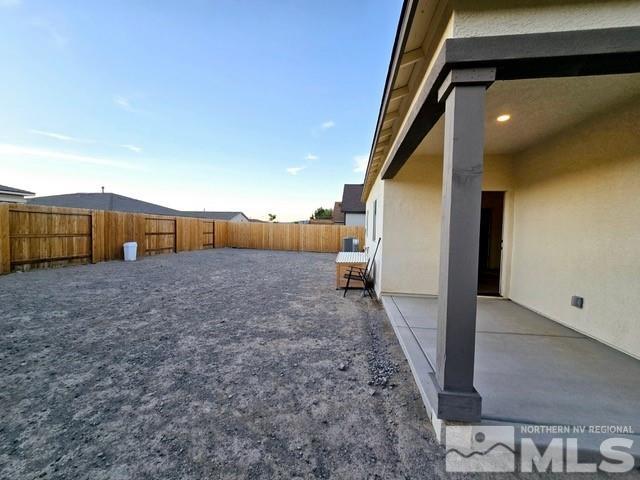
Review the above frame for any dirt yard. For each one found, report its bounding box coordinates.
[1,248,450,479]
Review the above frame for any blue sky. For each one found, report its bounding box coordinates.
[0,0,401,221]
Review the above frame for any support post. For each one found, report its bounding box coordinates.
[432,68,495,422]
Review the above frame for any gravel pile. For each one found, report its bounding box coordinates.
[365,313,399,389]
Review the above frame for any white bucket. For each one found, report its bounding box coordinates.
[123,242,138,262]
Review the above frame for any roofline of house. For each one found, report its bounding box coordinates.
[0,188,35,196]
[362,0,418,202]
[227,212,249,220]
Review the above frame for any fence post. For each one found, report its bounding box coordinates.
[0,203,10,274]
[90,210,96,263]
[174,218,178,253]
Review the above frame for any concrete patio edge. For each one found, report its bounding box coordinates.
[380,295,446,442]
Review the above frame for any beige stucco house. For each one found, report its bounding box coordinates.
[361,0,640,450]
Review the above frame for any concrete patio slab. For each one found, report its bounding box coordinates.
[391,295,584,337]
[383,294,640,463]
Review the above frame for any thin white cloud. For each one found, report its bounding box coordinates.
[305,153,318,161]
[120,144,142,153]
[311,120,336,136]
[286,166,305,176]
[353,154,368,173]
[0,144,143,171]
[0,0,22,7]
[113,95,138,113]
[29,129,93,144]
[29,130,143,154]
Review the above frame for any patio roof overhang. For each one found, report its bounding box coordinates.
[363,24,640,200]
[365,23,640,424]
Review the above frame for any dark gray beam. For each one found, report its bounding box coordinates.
[445,26,640,79]
[380,26,640,180]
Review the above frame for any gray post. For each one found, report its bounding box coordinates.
[432,68,495,422]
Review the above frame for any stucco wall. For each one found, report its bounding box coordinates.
[451,0,640,37]
[376,154,514,296]
[365,175,385,294]
[509,100,640,359]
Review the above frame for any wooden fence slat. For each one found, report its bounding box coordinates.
[214,221,227,248]
[176,217,185,252]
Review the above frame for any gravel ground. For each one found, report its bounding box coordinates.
[1,249,446,479]
[1,249,630,479]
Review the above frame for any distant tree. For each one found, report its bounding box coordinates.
[311,207,333,220]
[268,213,277,222]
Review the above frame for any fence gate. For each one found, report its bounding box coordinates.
[145,217,176,255]
[202,221,215,249]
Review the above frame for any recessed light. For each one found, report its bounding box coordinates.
[497,114,511,122]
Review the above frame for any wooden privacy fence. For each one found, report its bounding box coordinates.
[226,222,364,253]
[0,203,364,274]
[0,204,226,273]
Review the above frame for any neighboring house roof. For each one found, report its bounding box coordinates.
[28,192,249,220]
[181,211,249,221]
[28,193,179,216]
[0,184,35,196]
[332,201,345,223]
[341,184,365,213]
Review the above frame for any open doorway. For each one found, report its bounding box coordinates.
[478,191,504,296]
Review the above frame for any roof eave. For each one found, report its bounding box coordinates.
[362,0,419,202]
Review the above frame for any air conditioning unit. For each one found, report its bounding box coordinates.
[342,237,359,252]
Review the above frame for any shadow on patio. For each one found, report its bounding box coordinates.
[382,295,640,460]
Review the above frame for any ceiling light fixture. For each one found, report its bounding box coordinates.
[497,114,511,122]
